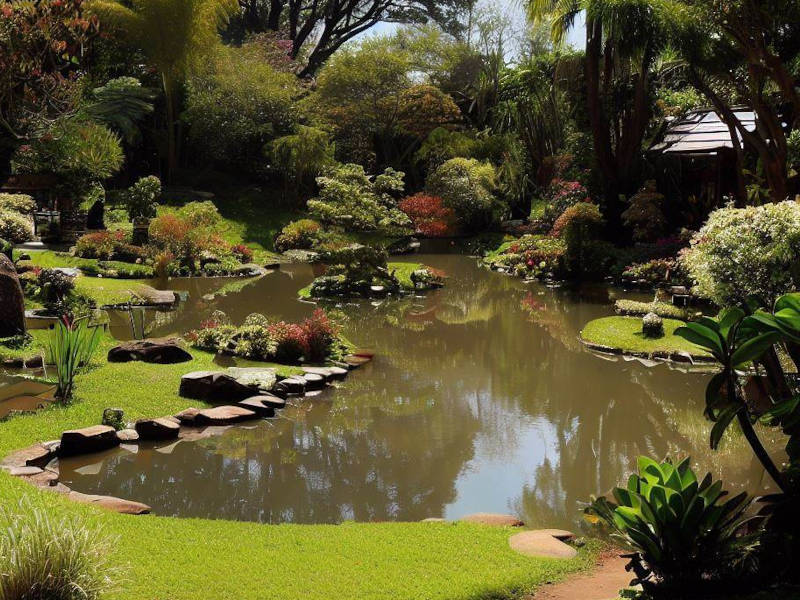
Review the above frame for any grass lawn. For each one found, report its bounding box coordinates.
[0,339,601,599]
[580,316,711,357]
[0,330,51,362]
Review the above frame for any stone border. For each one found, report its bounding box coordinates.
[580,338,716,365]
[1,355,372,515]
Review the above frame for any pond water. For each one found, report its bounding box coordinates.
[58,253,776,528]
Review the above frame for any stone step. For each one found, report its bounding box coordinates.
[194,405,257,425]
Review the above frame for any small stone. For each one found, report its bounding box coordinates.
[1,443,53,469]
[108,338,192,364]
[460,513,525,527]
[135,417,180,441]
[175,407,201,425]
[243,394,285,409]
[59,425,119,457]
[508,530,578,559]
[237,398,276,418]
[194,405,257,425]
[6,466,43,477]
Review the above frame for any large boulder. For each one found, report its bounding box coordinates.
[108,338,192,364]
[0,254,25,337]
[179,371,256,403]
[59,425,119,457]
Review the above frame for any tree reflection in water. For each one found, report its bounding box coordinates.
[60,255,774,527]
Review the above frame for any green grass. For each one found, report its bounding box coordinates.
[614,299,692,320]
[72,276,155,306]
[0,340,600,599]
[0,330,51,362]
[581,316,711,357]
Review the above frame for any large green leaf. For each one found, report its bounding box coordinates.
[675,322,724,358]
[730,331,781,366]
[710,404,741,450]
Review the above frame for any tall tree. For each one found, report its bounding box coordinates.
[528,0,666,227]
[87,0,237,180]
[234,0,475,77]
[673,0,800,203]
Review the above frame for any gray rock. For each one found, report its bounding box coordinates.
[303,372,326,391]
[108,338,192,364]
[179,371,256,403]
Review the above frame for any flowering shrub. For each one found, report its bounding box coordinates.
[680,201,800,306]
[274,219,323,252]
[487,234,566,279]
[535,179,591,228]
[148,204,232,274]
[307,164,412,234]
[230,244,253,263]
[74,230,126,260]
[0,193,36,214]
[0,210,34,243]
[267,322,310,363]
[426,158,503,233]
[398,193,456,237]
[551,203,609,277]
[301,309,338,362]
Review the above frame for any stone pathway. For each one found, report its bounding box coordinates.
[529,552,633,600]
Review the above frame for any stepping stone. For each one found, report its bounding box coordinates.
[242,394,285,409]
[18,468,60,488]
[276,376,306,395]
[135,417,180,441]
[460,513,525,527]
[303,372,326,391]
[179,371,255,403]
[508,530,577,559]
[237,398,276,418]
[343,355,371,369]
[108,338,192,364]
[5,465,43,477]
[59,425,119,457]
[226,367,276,392]
[1,443,54,469]
[194,405,257,425]
[175,407,200,425]
[67,491,151,515]
[529,528,576,541]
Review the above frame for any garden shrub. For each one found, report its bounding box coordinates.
[274,219,323,252]
[124,175,161,221]
[0,193,36,214]
[614,299,688,320]
[535,179,591,228]
[310,244,400,297]
[621,258,676,286]
[398,193,457,237]
[267,126,335,193]
[680,201,800,306]
[622,180,667,242]
[301,308,339,362]
[230,243,253,263]
[233,325,277,360]
[268,321,310,363]
[307,164,412,234]
[426,157,503,233]
[75,230,126,260]
[0,209,34,243]
[486,235,566,279]
[415,127,479,169]
[551,203,609,277]
[0,501,118,600]
[642,312,664,338]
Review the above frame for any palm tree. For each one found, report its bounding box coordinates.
[87,0,236,179]
[526,0,667,229]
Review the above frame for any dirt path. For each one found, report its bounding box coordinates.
[529,552,633,600]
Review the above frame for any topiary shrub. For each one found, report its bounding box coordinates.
[0,193,36,214]
[642,312,664,338]
[426,157,504,234]
[551,203,610,278]
[0,210,34,243]
[124,175,161,222]
[75,230,125,260]
[307,164,411,234]
[680,201,800,306]
[536,179,591,228]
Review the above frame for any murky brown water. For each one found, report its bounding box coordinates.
[58,254,775,527]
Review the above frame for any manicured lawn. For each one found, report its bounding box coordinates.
[0,329,50,362]
[0,340,601,600]
[580,316,712,357]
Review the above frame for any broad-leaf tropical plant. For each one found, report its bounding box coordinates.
[675,309,787,491]
[586,456,755,593]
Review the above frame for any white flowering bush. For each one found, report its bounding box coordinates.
[0,209,34,243]
[307,163,412,233]
[680,201,800,306]
[0,193,36,214]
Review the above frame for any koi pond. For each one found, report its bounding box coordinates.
[57,252,775,528]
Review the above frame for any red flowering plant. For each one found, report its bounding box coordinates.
[399,193,457,237]
[268,321,310,363]
[230,243,253,263]
[301,308,339,362]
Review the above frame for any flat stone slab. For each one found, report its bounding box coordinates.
[529,528,576,541]
[302,366,348,382]
[460,513,525,527]
[59,425,119,457]
[179,371,256,403]
[194,405,257,425]
[67,491,151,515]
[421,517,446,522]
[135,417,180,441]
[1,443,54,468]
[18,468,60,488]
[4,465,44,477]
[237,398,276,417]
[242,394,285,409]
[108,338,192,364]
[302,372,326,391]
[116,429,140,442]
[343,355,371,369]
[134,288,177,307]
[175,407,201,425]
[508,530,577,559]
[226,367,276,392]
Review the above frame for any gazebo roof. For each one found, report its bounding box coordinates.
[650,107,756,155]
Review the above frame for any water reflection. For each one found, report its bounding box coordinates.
[59,255,773,527]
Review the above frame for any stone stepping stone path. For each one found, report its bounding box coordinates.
[179,371,256,402]
[194,405,257,425]
[508,529,578,560]
[459,513,525,527]
[302,372,326,391]
[135,417,180,441]
[60,425,119,457]
[108,338,192,364]
[237,398,276,417]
